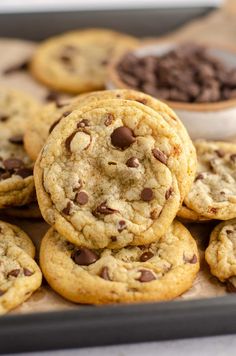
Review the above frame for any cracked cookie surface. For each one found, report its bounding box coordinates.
[34,98,190,248]
[0,221,42,314]
[0,87,40,208]
[30,29,138,94]
[40,221,199,304]
[184,140,236,220]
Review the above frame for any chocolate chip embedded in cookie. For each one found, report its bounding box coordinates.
[30,29,138,94]
[40,221,199,304]
[205,219,236,289]
[0,87,40,208]
[35,97,190,248]
[184,140,236,220]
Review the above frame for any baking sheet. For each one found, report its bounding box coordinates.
[0,0,235,316]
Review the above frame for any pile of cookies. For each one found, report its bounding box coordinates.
[0,28,236,314]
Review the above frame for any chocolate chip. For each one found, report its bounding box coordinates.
[111,236,117,242]
[209,207,218,214]
[111,126,135,150]
[215,149,225,158]
[49,118,61,134]
[60,54,72,63]
[3,60,29,75]
[0,290,5,296]
[93,202,118,216]
[0,172,11,180]
[226,229,234,235]
[184,254,198,264]
[137,269,156,283]
[100,266,110,280]
[71,248,99,266]
[141,188,154,202]
[226,280,236,293]
[62,202,72,215]
[118,220,126,232]
[7,269,20,278]
[76,191,88,205]
[152,148,168,165]
[195,173,204,181]
[165,187,173,200]
[230,154,236,162]
[0,115,9,122]
[45,91,65,108]
[15,168,33,178]
[3,158,24,171]
[104,113,114,126]
[140,251,154,262]
[8,135,23,145]
[23,268,33,276]
[136,98,147,105]
[126,157,139,168]
[77,119,89,128]
[65,131,77,152]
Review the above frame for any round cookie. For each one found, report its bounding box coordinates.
[40,221,199,304]
[205,219,236,291]
[0,240,42,314]
[30,29,138,94]
[0,38,48,101]
[2,203,42,219]
[177,205,211,223]
[34,98,190,249]
[0,220,35,258]
[184,140,236,220]
[0,87,39,208]
[25,89,196,202]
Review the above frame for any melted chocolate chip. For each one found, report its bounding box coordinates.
[226,229,234,235]
[140,251,154,262]
[8,135,23,145]
[184,254,198,264]
[126,157,139,168]
[137,269,156,283]
[0,172,11,180]
[150,209,161,220]
[76,191,88,205]
[15,168,33,178]
[62,202,72,215]
[152,148,168,165]
[0,115,9,122]
[3,158,24,171]
[60,54,72,63]
[195,173,204,181]
[165,187,173,200]
[136,98,147,105]
[111,236,117,242]
[118,220,126,232]
[93,202,118,216]
[210,207,218,214]
[0,290,5,296]
[49,118,61,134]
[3,60,29,75]
[100,266,110,280]
[104,113,114,126]
[72,248,99,266]
[65,131,77,152]
[7,269,20,278]
[111,126,135,150]
[23,268,33,276]
[77,119,89,128]
[141,188,154,202]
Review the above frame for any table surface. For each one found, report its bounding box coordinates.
[15,334,236,356]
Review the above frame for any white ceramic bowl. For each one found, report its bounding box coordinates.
[108,41,236,141]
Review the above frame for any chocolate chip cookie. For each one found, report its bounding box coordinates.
[205,219,236,292]
[25,89,196,201]
[0,87,40,208]
[0,221,42,314]
[40,221,199,304]
[184,140,236,220]
[30,29,138,94]
[34,98,190,248]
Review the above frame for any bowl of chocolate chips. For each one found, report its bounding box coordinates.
[108,41,236,140]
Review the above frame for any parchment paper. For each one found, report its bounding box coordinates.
[1,0,235,314]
